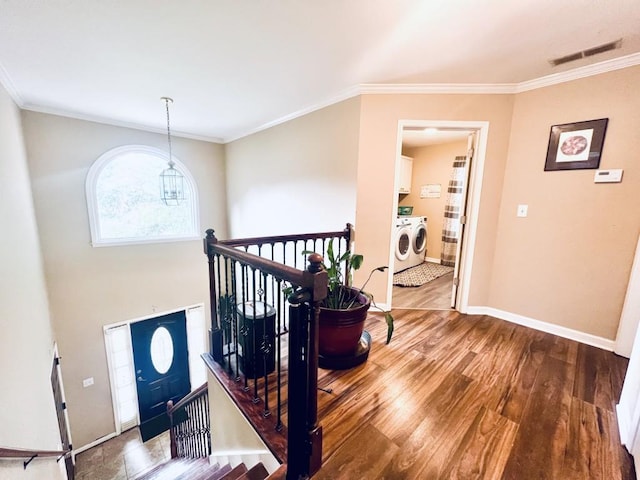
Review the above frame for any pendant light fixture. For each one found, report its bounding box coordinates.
[159,96,185,206]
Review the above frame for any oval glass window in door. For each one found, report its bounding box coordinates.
[150,326,174,374]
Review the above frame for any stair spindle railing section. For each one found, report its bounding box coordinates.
[166,383,210,459]
[203,226,350,479]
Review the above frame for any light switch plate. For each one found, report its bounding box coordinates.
[594,169,623,183]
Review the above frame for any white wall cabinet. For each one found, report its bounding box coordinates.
[398,155,413,194]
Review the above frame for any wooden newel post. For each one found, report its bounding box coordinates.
[306,254,325,476]
[167,400,178,459]
[204,228,224,362]
[287,255,327,479]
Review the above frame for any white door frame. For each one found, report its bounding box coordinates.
[388,120,489,312]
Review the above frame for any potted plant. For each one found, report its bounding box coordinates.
[304,240,394,366]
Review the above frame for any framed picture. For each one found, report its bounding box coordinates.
[544,118,608,171]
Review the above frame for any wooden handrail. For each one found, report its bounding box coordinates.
[0,447,70,459]
[217,225,351,248]
[205,236,328,301]
[167,382,207,414]
[0,446,71,470]
[207,241,306,286]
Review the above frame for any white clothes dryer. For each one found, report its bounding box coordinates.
[409,217,427,267]
[393,218,413,273]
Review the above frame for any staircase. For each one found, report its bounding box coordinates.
[133,458,270,480]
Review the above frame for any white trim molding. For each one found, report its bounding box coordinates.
[359,83,517,95]
[224,85,361,143]
[425,256,441,264]
[516,52,640,93]
[466,306,615,351]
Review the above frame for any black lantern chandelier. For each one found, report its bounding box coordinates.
[159,97,185,206]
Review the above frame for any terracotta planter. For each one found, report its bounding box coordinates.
[318,288,371,357]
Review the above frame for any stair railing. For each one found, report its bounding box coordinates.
[0,446,73,476]
[203,225,352,479]
[166,382,210,459]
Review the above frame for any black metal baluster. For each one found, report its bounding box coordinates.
[241,264,249,391]
[195,399,201,457]
[262,271,271,417]
[231,261,240,379]
[223,256,232,373]
[276,277,283,431]
[252,267,259,403]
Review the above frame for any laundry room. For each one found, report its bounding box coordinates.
[392,127,473,310]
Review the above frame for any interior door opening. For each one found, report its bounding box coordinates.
[388,121,487,312]
[131,311,191,442]
[104,304,207,442]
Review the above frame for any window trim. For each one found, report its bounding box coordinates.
[86,145,200,247]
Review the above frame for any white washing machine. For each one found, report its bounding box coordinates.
[409,216,427,267]
[393,216,427,273]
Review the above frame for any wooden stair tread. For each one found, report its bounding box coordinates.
[133,457,223,480]
[219,463,248,480]
[203,463,233,480]
[265,464,286,480]
[237,462,269,480]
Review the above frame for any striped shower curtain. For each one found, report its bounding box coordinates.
[441,155,467,267]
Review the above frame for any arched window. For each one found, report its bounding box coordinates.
[86,145,199,246]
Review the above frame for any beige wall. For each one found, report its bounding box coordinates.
[355,94,515,305]
[21,111,229,448]
[489,66,640,339]
[224,97,361,238]
[0,87,65,479]
[402,140,468,261]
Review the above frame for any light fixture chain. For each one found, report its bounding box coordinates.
[163,97,174,168]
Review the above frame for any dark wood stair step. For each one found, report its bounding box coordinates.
[133,457,210,480]
[202,463,233,480]
[219,463,248,480]
[237,462,269,480]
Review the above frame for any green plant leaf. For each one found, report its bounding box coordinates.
[350,254,364,271]
[385,312,394,344]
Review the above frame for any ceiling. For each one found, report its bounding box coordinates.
[1,0,639,143]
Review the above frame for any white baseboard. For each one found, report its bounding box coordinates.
[425,257,441,264]
[73,431,117,458]
[466,306,615,351]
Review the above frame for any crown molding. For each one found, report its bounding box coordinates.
[21,103,224,144]
[227,54,639,142]
[0,61,24,106]
[516,52,640,93]
[359,83,518,94]
[223,85,361,143]
[4,52,639,145]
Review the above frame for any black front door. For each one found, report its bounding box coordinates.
[131,311,191,441]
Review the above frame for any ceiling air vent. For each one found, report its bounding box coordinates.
[549,39,622,66]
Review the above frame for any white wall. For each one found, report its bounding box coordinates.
[21,111,229,448]
[224,97,361,238]
[0,86,65,479]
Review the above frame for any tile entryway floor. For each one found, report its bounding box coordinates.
[75,428,170,480]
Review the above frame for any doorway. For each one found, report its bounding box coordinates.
[104,305,207,442]
[389,120,488,312]
[130,311,191,441]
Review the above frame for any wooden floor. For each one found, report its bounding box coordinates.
[392,271,454,310]
[314,309,636,480]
